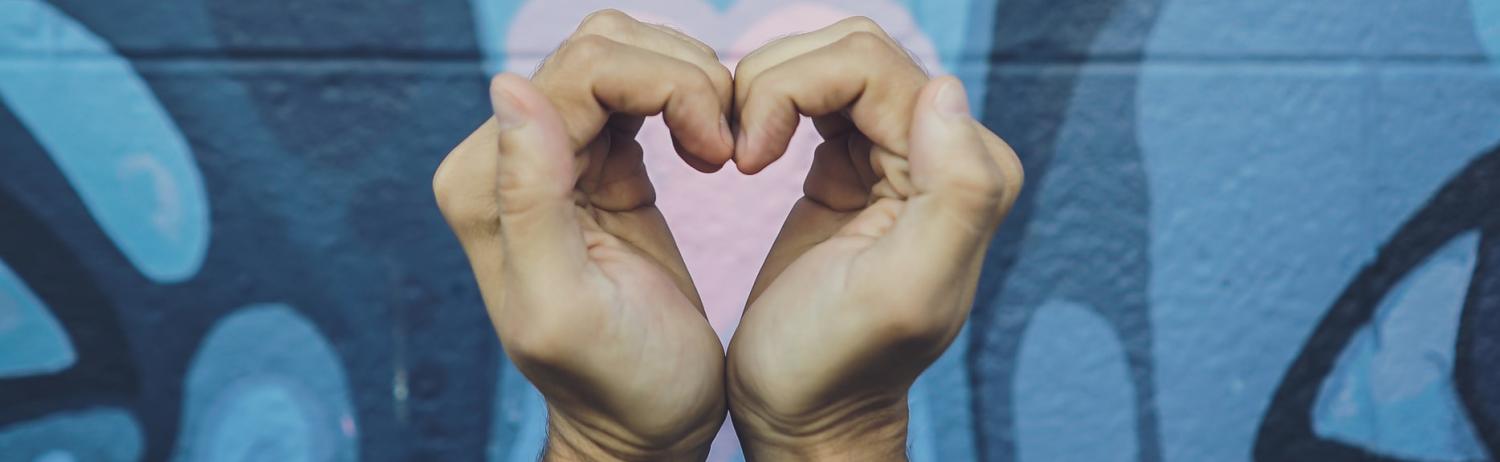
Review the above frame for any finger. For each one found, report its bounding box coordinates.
[645,22,719,60]
[733,31,927,173]
[673,136,726,173]
[977,123,1025,206]
[803,136,870,212]
[534,35,733,166]
[488,73,592,286]
[573,10,732,108]
[733,16,904,107]
[434,119,506,298]
[868,77,1014,272]
[578,133,657,212]
[589,15,740,169]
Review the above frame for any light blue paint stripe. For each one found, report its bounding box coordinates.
[905,0,998,110]
[1313,231,1487,461]
[0,0,208,283]
[1014,301,1138,462]
[0,407,142,462]
[707,0,736,12]
[176,304,358,462]
[0,259,75,378]
[470,0,527,76]
[1473,0,1500,69]
[504,380,548,462]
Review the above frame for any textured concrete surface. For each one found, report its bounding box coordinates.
[0,0,1497,461]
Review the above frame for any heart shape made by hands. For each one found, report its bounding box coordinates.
[504,0,943,345]
[503,3,943,459]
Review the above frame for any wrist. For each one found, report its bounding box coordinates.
[730,396,910,462]
[542,409,716,462]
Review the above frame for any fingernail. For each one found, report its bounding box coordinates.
[719,116,734,150]
[491,84,526,131]
[934,78,970,119]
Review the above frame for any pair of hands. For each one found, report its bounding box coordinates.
[434,10,1022,461]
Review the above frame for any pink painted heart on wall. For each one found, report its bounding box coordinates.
[505,0,943,346]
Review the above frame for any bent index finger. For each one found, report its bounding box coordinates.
[533,35,733,167]
[733,16,905,107]
[734,30,928,174]
[572,10,732,108]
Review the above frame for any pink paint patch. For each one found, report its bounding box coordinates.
[340,414,356,437]
[505,1,941,458]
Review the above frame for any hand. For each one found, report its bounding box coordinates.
[433,10,735,461]
[725,18,1024,461]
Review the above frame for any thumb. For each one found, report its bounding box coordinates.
[869,77,1008,274]
[489,73,590,284]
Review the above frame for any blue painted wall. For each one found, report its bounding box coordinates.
[0,0,1496,461]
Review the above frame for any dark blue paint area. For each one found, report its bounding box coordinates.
[970,2,1162,461]
[0,0,498,459]
[0,1,1498,461]
[175,304,356,462]
[1459,229,1500,455]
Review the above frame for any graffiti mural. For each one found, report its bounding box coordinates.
[0,0,1496,461]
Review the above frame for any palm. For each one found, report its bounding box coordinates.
[439,9,741,458]
[566,128,725,431]
[730,128,973,416]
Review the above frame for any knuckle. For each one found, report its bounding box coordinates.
[732,57,762,93]
[432,168,499,234]
[998,151,1024,204]
[744,65,787,97]
[432,153,473,213]
[838,30,889,54]
[956,168,1009,209]
[493,166,529,203]
[431,161,458,210]
[681,66,719,94]
[577,9,635,36]
[926,162,1009,219]
[835,16,887,36]
[556,34,615,64]
[981,128,1025,203]
[709,65,733,96]
[659,66,718,106]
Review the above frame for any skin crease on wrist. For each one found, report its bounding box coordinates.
[434,10,1022,462]
[542,411,715,462]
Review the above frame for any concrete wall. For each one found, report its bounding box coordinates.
[0,0,1496,460]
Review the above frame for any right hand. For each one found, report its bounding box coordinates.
[432,10,734,461]
[724,17,1023,461]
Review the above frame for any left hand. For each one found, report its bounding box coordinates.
[434,9,734,461]
[724,17,1024,461]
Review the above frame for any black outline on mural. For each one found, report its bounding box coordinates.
[1255,146,1500,461]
